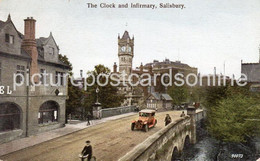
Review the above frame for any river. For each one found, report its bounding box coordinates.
[175,123,259,161]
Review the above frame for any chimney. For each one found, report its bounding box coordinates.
[113,62,117,73]
[22,17,39,83]
[140,63,143,73]
[80,70,83,78]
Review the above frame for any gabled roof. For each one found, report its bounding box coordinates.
[36,37,48,46]
[161,94,173,101]
[0,15,23,39]
[0,15,69,69]
[121,31,130,40]
[147,92,160,100]
[0,20,5,28]
[36,32,59,50]
[146,92,173,101]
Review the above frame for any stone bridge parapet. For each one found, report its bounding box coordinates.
[119,110,205,161]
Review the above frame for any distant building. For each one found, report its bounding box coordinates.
[143,59,198,93]
[112,31,139,106]
[146,92,173,111]
[0,15,70,143]
[241,46,260,91]
[199,74,231,87]
[113,31,198,108]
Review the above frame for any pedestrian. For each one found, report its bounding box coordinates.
[180,111,185,117]
[86,112,91,126]
[164,114,172,126]
[80,140,92,161]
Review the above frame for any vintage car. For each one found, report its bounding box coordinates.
[131,109,157,132]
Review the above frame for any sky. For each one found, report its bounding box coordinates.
[0,0,260,78]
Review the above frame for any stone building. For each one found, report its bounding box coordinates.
[0,15,70,143]
[113,31,142,106]
[113,31,153,107]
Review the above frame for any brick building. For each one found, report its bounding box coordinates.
[0,15,70,143]
[143,59,198,93]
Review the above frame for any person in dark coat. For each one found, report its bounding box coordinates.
[180,111,185,117]
[80,140,92,161]
[164,114,172,126]
[86,112,91,126]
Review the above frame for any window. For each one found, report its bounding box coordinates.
[0,62,2,83]
[49,47,55,55]
[55,71,65,86]
[5,34,14,44]
[5,34,9,42]
[16,65,25,83]
[10,35,14,44]
[38,101,59,124]
[40,69,46,85]
[0,102,21,132]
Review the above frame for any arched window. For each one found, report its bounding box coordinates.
[0,102,21,132]
[38,101,59,124]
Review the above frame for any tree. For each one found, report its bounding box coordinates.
[208,94,260,142]
[59,54,72,72]
[204,85,228,108]
[204,85,260,143]
[59,54,87,119]
[167,85,189,106]
[84,64,124,109]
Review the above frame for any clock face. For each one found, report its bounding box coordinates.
[128,47,132,52]
[121,46,126,52]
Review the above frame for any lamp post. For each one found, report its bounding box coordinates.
[96,87,100,104]
[93,87,102,119]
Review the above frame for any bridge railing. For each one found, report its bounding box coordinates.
[118,116,191,161]
[101,106,136,118]
[119,110,206,161]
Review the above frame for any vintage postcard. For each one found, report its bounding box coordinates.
[0,0,259,161]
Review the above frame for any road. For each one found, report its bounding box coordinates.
[1,111,184,161]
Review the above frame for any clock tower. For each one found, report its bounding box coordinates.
[118,31,134,75]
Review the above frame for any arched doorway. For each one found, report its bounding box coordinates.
[0,102,21,132]
[172,146,180,161]
[184,135,190,149]
[38,101,59,124]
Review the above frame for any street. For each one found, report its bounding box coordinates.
[1,111,184,161]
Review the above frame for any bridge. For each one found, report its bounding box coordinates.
[119,108,206,161]
[0,109,205,161]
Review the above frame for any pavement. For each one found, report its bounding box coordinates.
[0,112,136,157]
[0,110,187,161]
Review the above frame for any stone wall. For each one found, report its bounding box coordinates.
[101,106,136,118]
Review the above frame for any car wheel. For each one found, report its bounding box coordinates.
[144,124,148,132]
[131,123,135,131]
